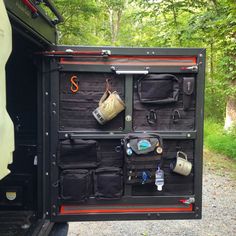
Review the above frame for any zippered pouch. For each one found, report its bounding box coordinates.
[183,77,195,110]
[138,74,179,104]
[94,167,123,200]
[58,139,99,169]
[60,169,92,202]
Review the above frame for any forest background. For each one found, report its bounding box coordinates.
[53,0,236,160]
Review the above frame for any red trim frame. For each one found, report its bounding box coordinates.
[59,56,197,66]
[60,204,193,215]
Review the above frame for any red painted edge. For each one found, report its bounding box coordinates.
[22,0,38,13]
[59,56,197,66]
[60,204,193,215]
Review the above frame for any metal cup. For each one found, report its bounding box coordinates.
[93,91,125,125]
[170,151,192,176]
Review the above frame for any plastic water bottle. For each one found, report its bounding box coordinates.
[155,167,164,191]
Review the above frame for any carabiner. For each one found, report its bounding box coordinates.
[70,75,79,93]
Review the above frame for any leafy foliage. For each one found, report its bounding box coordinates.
[53,0,236,122]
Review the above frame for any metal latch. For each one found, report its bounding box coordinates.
[102,50,111,56]
[181,65,198,72]
[179,197,195,205]
[111,66,149,75]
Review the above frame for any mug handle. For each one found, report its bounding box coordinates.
[177,151,188,160]
[98,79,112,106]
[98,90,111,106]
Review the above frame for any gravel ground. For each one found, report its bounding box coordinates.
[68,150,236,236]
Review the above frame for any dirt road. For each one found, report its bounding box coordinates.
[68,149,236,236]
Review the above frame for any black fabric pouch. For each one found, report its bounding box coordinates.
[60,169,92,202]
[98,140,123,168]
[183,77,195,110]
[58,139,98,169]
[94,167,123,200]
[138,74,179,104]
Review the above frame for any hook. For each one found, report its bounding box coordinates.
[70,75,79,93]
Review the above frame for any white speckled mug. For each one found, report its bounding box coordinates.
[170,151,192,176]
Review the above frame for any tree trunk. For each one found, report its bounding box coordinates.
[170,0,182,46]
[109,8,122,44]
[224,81,236,131]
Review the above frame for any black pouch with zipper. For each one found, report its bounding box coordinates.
[60,169,92,202]
[138,74,179,104]
[94,167,123,200]
[183,77,194,110]
[58,139,99,169]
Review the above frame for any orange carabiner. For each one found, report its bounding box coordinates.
[70,75,79,93]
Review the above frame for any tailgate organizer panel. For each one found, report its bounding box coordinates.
[43,47,205,221]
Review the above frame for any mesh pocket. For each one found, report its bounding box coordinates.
[94,167,123,200]
[138,74,179,104]
[58,139,98,169]
[60,169,92,202]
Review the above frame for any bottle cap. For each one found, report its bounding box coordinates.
[157,185,163,191]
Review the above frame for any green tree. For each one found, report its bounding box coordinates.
[53,0,236,129]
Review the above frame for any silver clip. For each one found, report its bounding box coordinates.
[186,66,198,72]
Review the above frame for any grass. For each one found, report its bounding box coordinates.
[204,149,236,179]
[204,119,236,160]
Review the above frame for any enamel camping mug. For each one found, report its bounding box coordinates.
[170,151,192,176]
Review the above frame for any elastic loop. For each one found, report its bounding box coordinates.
[146,109,157,125]
[172,109,181,123]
